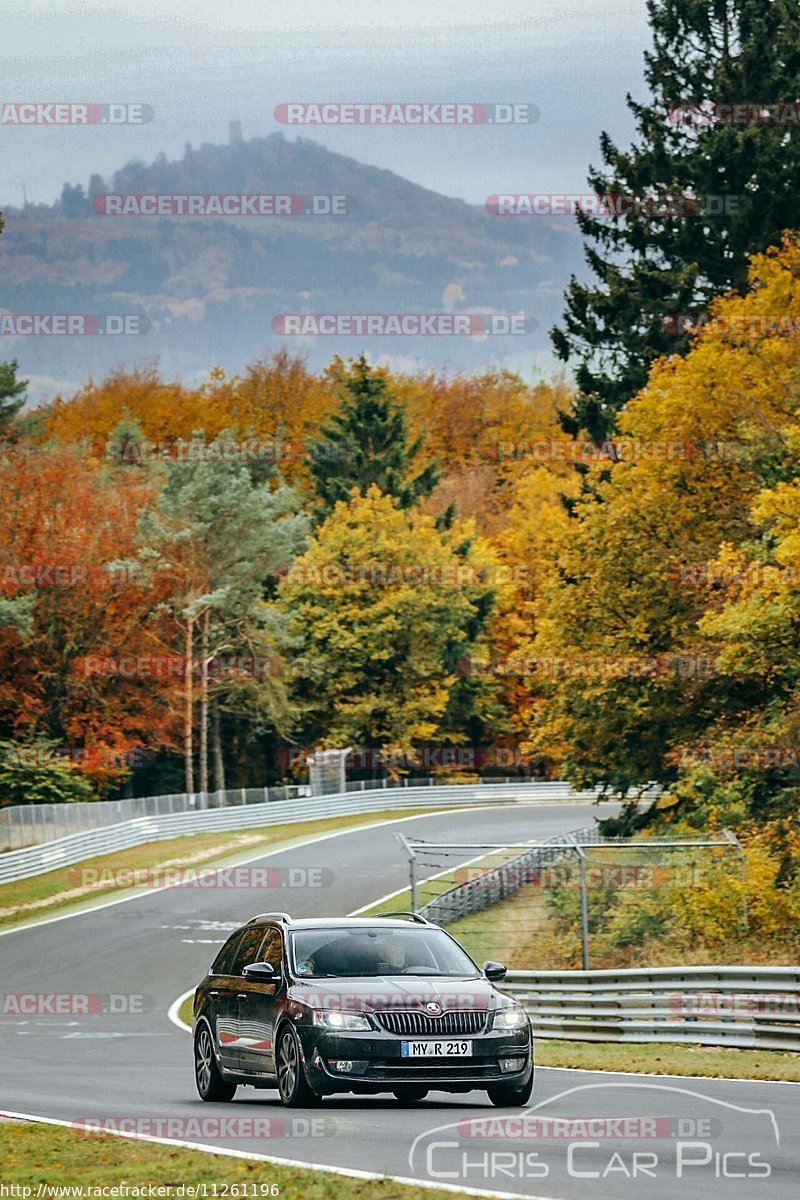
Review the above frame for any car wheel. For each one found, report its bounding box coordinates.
[487,1072,533,1107]
[276,1025,320,1106]
[194,1025,237,1102]
[393,1086,429,1104]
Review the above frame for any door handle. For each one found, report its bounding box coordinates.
[209,990,219,998]
[237,993,248,1000]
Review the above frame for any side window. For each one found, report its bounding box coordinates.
[211,931,244,975]
[230,925,269,975]
[259,929,283,971]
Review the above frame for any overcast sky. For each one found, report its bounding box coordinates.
[3,1,652,206]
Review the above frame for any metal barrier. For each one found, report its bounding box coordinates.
[503,965,800,1050]
[0,786,307,851]
[0,776,578,851]
[0,781,598,884]
[416,826,602,925]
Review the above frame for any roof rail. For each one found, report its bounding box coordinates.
[250,911,293,923]
[377,911,434,925]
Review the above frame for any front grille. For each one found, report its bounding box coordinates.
[365,1061,503,1081]
[373,1009,487,1036]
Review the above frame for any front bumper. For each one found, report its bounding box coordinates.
[297,1024,533,1093]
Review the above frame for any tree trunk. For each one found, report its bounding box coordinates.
[199,609,210,797]
[211,698,226,793]
[184,616,194,793]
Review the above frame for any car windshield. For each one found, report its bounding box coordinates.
[289,926,480,978]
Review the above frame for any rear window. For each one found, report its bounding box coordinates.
[211,931,244,975]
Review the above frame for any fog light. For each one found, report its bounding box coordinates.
[328,1058,368,1073]
[500,1056,526,1073]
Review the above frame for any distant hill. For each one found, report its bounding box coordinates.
[0,134,583,399]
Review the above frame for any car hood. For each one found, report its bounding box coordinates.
[288,975,495,1013]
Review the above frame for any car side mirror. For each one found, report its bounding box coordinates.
[484,961,507,982]
[242,961,278,982]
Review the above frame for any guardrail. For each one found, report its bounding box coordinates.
[0,776,580,851]
[417,825,603,925]
[0,780,598,885]
[0,784,312,851]
[503,965,800,1050]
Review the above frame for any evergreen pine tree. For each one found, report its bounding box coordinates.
[0,360,27,437]
[309,356,439,517]
[553,0,800,440]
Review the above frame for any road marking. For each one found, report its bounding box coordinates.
[0,805,522,938]
[349,840,521,915]
[62,1031,172,1039]
[537,1064,800,1085]
[0,1107,566,1200]
[167,988,194,1033]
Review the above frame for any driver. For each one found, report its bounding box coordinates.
[381,939,407,972]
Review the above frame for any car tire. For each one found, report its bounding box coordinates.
[392,1086,429,1104]
[195,1024,237,1102]
[276,1025,321,1106]
[487,1071,534,1107]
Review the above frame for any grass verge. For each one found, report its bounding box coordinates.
[537,1038,800,1082]
[0,808,446,931]
[0,1120,471,1199]
[441,857,800,970]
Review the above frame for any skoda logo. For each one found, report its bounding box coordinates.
[426,1001,442,1015]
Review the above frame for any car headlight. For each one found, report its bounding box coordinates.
[491,1005,529,1031]
[312,1010,371,1031]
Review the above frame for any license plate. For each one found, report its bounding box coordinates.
[401,1040,473,1058]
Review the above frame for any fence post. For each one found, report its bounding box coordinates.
[723,829,749,934]
[567,836,590,971]
[396,833,418,913]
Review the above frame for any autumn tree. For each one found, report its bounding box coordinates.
[532,236,800,801]
[278,485,503,755]
[0,444,176,793]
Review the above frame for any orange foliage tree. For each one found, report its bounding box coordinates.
[0,445,180,792]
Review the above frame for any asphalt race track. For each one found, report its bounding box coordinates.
[1,802,797,1200]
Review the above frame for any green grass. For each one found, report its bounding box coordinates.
[359,843,535,920]
[0,808,447,931]
[537,1038,800,1082]
[0,1120,473,1199]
